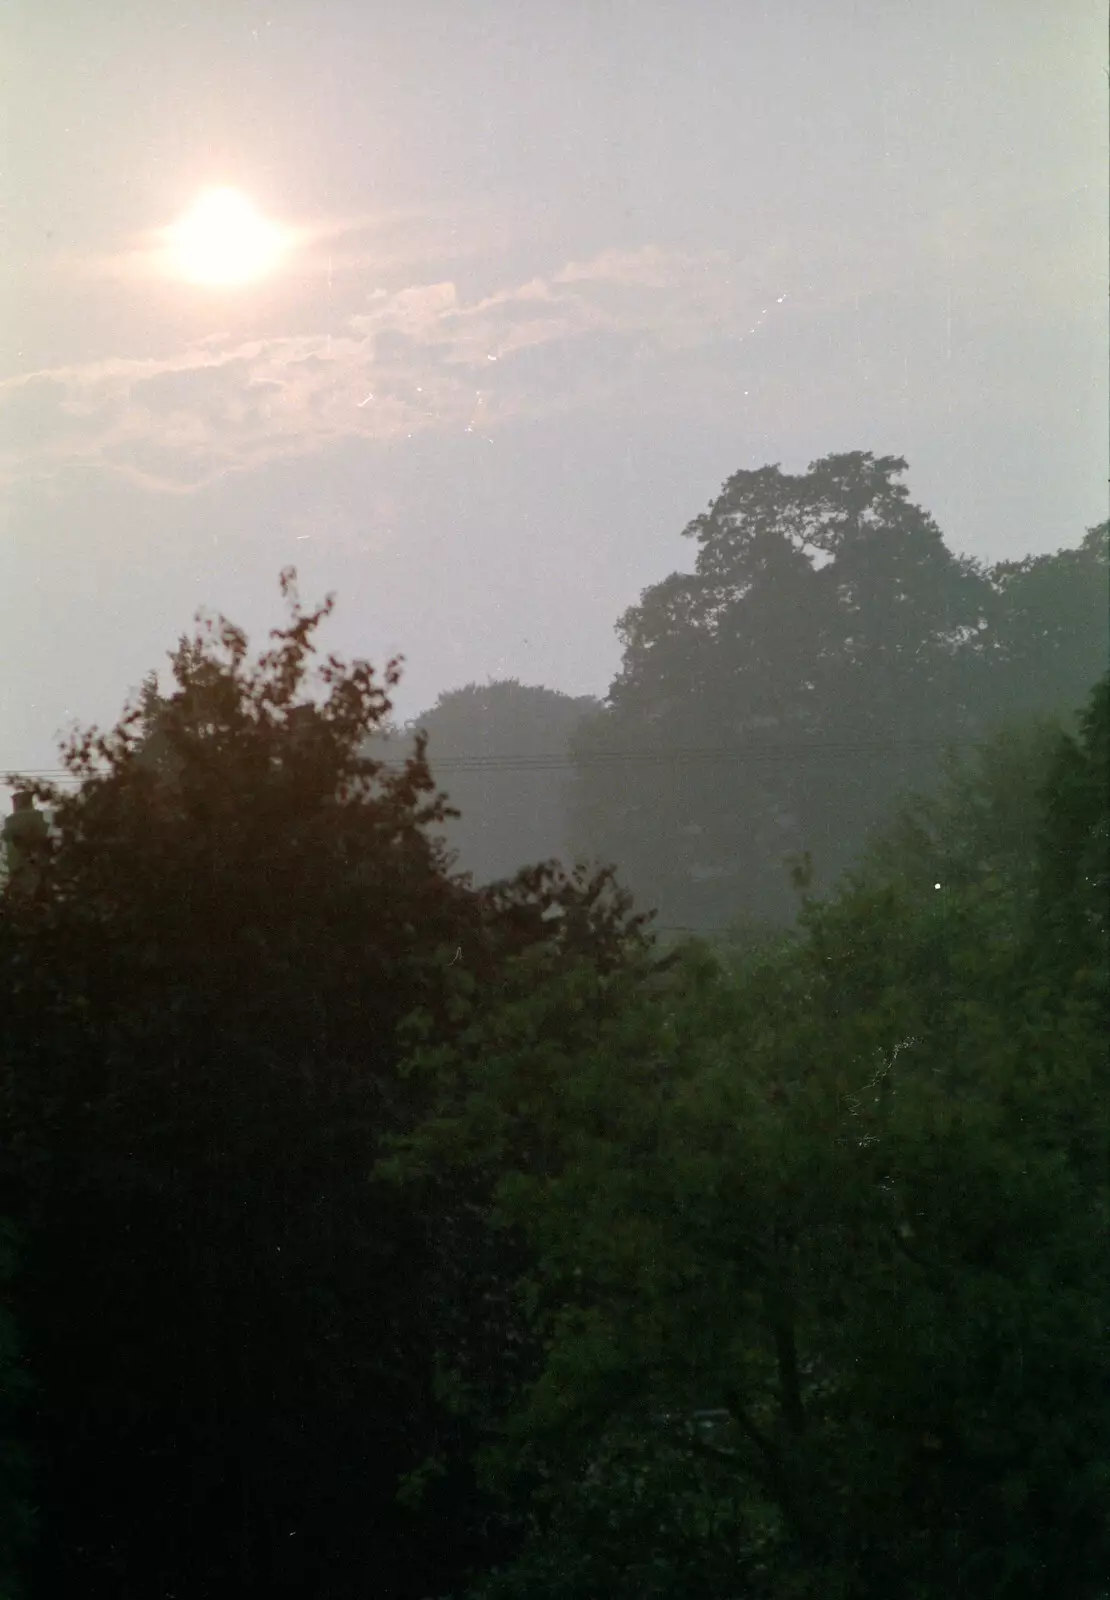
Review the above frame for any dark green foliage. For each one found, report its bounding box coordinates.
[390,676,1110,1598]
[467,1419,771,1600]
[0,572,648,1599]
[857,716,1067,921]
[1033,672,1109,965]
[0,1220,35,1600]
[983,523,1109,724]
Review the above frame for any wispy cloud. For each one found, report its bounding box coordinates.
[6,187,1065,498]
[0,246,778,493]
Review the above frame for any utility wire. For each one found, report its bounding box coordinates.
[2,734,987,784]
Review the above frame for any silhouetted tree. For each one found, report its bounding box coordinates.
[0,571,649,1600]
[0,1218,35,1600]
[366,681,600,888]
[982,521,1109,724]
[570,454,1107,935]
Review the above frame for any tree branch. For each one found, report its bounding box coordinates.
[721,1385,826,1561]
[769,1307,806,1436]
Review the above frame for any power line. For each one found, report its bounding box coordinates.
[2,734,988,784]
[379,736,984,773]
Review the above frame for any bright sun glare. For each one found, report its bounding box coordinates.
[163,188,290,286]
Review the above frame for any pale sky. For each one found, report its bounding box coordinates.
[2,0,1106,783]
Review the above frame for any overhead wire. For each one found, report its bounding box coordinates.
[0,742,930,940]
[2,733,988,785]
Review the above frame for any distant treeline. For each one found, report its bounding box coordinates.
[372,451,1108,934]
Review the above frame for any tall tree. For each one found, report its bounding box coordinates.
[366,681,599,887]
[0,1219,34,1600]
[982,521,1109,725]
[0,571,648,1600]
[570,454,1105,935]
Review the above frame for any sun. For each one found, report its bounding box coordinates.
[163,188,290,286]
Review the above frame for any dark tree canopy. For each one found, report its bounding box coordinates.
[570,453,1107,934]
[0,572,648,1600]
[983,521,1110,723]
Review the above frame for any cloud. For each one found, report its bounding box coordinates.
[0,245,779,493]
[555,245,729,289]
[7,202,1061,497]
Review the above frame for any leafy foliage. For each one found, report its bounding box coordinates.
[571,457,1107,934]
[983,522,1109,723]
[0,571,650,1599]
[857,716,1067,921]
[391,675,1110,1598]
[0,1220,35,1600]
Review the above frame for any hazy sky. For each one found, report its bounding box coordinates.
[2,0,1106,781]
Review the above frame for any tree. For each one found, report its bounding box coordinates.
[981,522,1109,726]
[1032,671,1109,970]
[570,454,1106,937]
[391,677,1110,1597]
[0,570,649,1599]
[0,1219,35,1600]
[366,680,599,887]
[857,715,1067,924]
